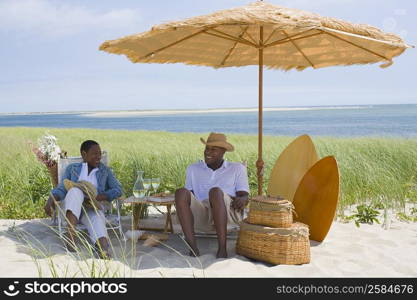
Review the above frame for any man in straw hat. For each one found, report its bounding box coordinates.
[44,140,122,259]
[175,132,249,258]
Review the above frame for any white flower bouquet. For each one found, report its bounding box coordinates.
[30,133,66,186]
[31,134,65,168]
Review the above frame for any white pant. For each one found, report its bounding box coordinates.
[63,187,107,244]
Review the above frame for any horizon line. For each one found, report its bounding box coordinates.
[2,103,416,116]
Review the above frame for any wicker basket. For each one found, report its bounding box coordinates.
[47,164,58,187]
[247,196,294,228]
[236,220,310,265]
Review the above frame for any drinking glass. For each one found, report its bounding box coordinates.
[143,178,152,198]
[151,177,161,192]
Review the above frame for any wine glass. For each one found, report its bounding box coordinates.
[143,178,152,199]
[151,177,161,193]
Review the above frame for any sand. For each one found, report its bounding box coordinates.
[1,211,416,278]
[82,106,365,118]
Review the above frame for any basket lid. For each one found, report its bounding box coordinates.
[251,195,289,205]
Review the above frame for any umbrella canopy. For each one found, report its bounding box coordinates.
[100,1,412,194]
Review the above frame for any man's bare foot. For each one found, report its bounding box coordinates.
[94,243,112,260]
[216,249,228,258]
[185,239,200,257]
[64,234,78,253]
[188,247,200,257]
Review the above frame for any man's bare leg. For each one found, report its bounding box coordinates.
[175,188,200,256]
[65,210,78,252]
[209,187,228,258]
[97,237,109,249]
[95,237,111,259]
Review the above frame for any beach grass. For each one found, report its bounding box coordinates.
[1,127,417,219]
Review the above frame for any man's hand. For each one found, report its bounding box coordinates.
[231,191,249,211]
[44,195,58,217]
[96,194,108,202]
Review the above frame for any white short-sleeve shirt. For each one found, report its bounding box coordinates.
[185,160,249,201]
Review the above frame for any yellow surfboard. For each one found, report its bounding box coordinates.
[267,134,319,202]
[292,156,340,242]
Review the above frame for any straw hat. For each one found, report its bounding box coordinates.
[64,179,100,209]
[200,132,234,152]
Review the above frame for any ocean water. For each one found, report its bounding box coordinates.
[1,104,417,137]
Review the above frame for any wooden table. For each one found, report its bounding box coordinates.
[123,195,175,234]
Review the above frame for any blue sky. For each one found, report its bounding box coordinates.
[0,0,416,113]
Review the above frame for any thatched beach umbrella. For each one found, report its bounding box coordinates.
[99,1,412,195]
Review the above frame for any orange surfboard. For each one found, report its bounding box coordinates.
[292,156,340,242]
[267,134,319,202]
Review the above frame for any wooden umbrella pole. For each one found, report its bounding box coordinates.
[256,25,265,196]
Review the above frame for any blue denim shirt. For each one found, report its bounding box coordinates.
[51,162,122,202]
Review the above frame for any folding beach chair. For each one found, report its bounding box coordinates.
[51,151,124,239]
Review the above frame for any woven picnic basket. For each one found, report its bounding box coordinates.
[236,220,310,265]
[247,196,294,228]
[47,164,58,187]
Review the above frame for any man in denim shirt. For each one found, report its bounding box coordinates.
[44,140,122,259]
